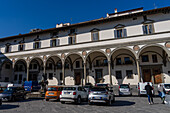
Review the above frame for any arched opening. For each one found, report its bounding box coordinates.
[45,56,62,85]
[85,51,108,85]
[29,58,43,82]
[138,46,169,84]
[111,49,137,85]
[64,53,84,85]
[14,60,27,84]
[0,60,13,83]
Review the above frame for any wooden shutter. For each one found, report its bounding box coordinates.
[39,42,41,48]
[114,30,117,38]
[142,25,146,34]
[149,24,153,34]
[123,29,127,37]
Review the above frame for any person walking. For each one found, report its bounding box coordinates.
[145,82,154,105]
[158,84,165,104]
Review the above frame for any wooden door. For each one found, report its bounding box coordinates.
[75,72,81,85]
[152,68,162,84]
[95,69,103,83]
[143,69,151,82]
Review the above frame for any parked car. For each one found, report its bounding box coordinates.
[60,86,88,104]
[83,84,93,94]
[88,86,115,105]
[119,84,132,96]
[45,86,63,101]
[0,87,6,93]
[24,81,41,92]
[137,82,154,96]
[0,86,26,101]
[158,83,170,104]
[0,98,2,106]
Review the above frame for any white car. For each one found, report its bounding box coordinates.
[119,84,132,96]
[60,86,88,104]
[137,82,154,96]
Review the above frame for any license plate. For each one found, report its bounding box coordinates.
[49,93,54,95]
[64,92,70,94]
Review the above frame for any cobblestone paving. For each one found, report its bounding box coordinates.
[0,97,170,113]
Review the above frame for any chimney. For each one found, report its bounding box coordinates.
[115,8,117,13]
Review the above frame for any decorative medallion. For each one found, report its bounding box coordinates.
[61,53,65,59]
[106,48,111,54]
[12,58,15,63]
[165,42,170,48]
[133,45,140,51]
[82,51,87,56]
[27,57,30,61]
[43,55,47,61]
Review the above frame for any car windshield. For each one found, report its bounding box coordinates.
[97,84,108,87]
[91,88,106,91]
[63,87,76,90]
[3,87,16,93]
[120,85,129,88]
[164,84,170,89]
[48,87,57,91]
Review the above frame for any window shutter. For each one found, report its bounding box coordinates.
[142,25,146,34]
[33,42,35,49]
[56,39,60,46]
[114,30,117,38]
[39,42,41,48]
[123,29,127,37]
[9,46,12,52]
[23,44,25,50]
[149,24,153,34]
[50,40,53,47]
[73,36,76,44]
[68,37,72,44]
[18,45,20,51]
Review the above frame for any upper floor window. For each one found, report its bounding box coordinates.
[5,43,11,53]
[114,29,127,38]
[114,24,127,38]
[51,38,60,47]
[33,35,41,49]
[142,55,149,62]
[124,57,133,64]
[5,64,11,69]
[152,54,158,63]
[142,24,154,35]
[116,58,121,65]
[68,35,76,45]
[19,44,24,51]
[34,41,41,49]
[91,28,100,41]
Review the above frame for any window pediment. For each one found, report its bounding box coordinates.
[114,24,125,29]
[142,19,154,24]
[90,28,100,32]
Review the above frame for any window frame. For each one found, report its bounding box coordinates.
[116,71,122,79]
[142,55,149,62]
[142,24,154,35]
[91,31,99,41]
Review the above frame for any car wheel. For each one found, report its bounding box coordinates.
[46,99,49,101]
[77,96,81,104]
[61,101,65,104]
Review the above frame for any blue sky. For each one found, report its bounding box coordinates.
[0,0,169,38]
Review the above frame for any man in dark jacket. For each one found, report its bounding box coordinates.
[145,82,154,104]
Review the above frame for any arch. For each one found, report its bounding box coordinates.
[14,59,27,73]
[29,57,44,66]
[138,44,170,57]
[110,47,138,60]
[85,50,109,62]
[0,59,12,70]
[46,55,62,64]
[64,52,84,62]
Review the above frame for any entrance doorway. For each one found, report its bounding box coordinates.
[142,65,163,84]
[74,72,81,85]
[142,69,151,82]
[95,69,103,83]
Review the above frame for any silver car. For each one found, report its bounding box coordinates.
[119,84,132,96]
[88,87,115,105]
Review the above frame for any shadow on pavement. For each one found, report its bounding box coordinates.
[3,98,44,103]
[112,100,135,106]
[0,104,19,110]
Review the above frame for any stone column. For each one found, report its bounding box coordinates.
[62,63,65,85]
[136,59,141,82]
[84,62,87,85]
[108,60,112,85]
[27,67,29,81]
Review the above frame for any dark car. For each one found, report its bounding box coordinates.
[0,86,26,101]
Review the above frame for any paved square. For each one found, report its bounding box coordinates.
[0,97,169,113]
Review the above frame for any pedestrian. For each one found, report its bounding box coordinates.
[158,84,165,104]
[145,82,154,105]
